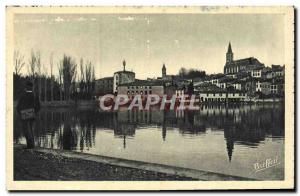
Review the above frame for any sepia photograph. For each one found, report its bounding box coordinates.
[6,6,294,190]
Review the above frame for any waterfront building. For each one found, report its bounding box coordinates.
[113,60,135,93]
[117,79,164,98]
[223,42,264,75]
[228,80,243,91]
[260,80,271,95]
[270,77,285,95]
[251,67,263,78]
[175,86,185,97]
[194,83,246,102]
[94,77,113,96]
[266,65,285,79]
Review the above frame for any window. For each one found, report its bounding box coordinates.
[149,90,152,94]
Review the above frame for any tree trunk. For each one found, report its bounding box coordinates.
[51,76,54,101]
[38,77,42,102]
[44,77,47,102]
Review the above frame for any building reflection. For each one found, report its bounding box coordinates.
[14,103,284,161]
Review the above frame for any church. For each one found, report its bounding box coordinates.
[223,42,264,75]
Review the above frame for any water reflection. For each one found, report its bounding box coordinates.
[14,103,284,163]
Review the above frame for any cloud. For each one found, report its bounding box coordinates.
[54,16,64,23]
[118,16,134,21]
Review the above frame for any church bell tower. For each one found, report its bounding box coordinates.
[226,42,234,63]
[162,63,166,78]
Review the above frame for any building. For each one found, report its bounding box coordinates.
[251,67,263,78]
[223,42,264,75]
[117,79,164,98]
[260,80,271,95]
[266,65,285,79]
[195,83,246,102]
[270,77,285,95]
[161,64,174,81]
[113,60,135,93]
[94,77,113,96]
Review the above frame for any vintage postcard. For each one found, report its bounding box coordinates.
[6,6,294,190]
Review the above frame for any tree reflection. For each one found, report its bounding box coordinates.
[14,103,284,162]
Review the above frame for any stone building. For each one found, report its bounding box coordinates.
[223,42,264,75]
[195,83,246,102]
[94,77,113,96]
[113,60,135,93]
[117,79,164,98]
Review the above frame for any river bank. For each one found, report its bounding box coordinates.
[14,146,194,181]
[14,145,253,181]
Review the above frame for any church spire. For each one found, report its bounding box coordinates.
[226,42,233,63]
[162,63,166,78]
[227,42,232,53]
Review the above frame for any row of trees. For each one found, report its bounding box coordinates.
[13,50,96,102]
[178,67,206,79]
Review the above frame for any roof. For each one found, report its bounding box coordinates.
[194,83,226,93]
[225,57,263,67]
[207,73,225,80]
[114,70,135,74]
[219,77,243,84]
[95,77,113,81]
[119,79,164,87]
[271,64,284,71]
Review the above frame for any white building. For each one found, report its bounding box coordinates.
[117,79,164,98]
[113,60,135,93]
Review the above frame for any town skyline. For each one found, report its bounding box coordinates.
[14,13,285,79]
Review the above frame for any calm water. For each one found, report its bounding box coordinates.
[14,103,284,180]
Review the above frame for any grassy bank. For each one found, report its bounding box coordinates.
[14,146,195,181]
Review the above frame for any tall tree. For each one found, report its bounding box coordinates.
[27,50,38,96]
[14,50,25,76]
[43,65,48,102]
[61,55,77,101]
[91,65,95,97]
[36,52,42,102]
[85,61,92,99]
[50,53,54,102]
[79,58,85,97]
[58,62,63,101]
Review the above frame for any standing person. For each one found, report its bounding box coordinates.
[16,81,40,149]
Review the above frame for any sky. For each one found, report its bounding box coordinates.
[13,13,285,79]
